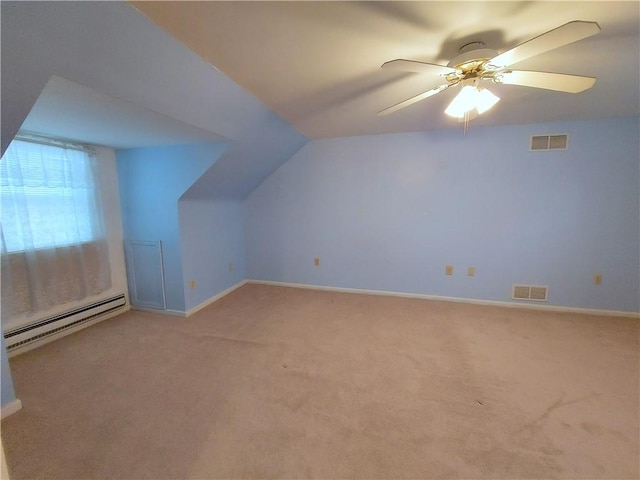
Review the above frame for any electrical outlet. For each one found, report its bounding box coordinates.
[593,274,603,285]
[229,263,234,272]
[445,265,454,276]
[189,279,195,289]
[467,266,476,276]
[314,257,320,267]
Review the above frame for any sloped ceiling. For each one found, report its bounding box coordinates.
[132,1,640,138]
[1,1,307,200]
[20,76,226,149]
[3,2,637,196]
[0,1,293,151]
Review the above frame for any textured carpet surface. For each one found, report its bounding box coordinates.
[2,284,638,479]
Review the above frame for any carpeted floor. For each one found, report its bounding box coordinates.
[2,284,638,479]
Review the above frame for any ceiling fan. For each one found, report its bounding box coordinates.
[377,21,601,124]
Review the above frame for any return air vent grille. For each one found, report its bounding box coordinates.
[512,285,548,302]
[530,134,568,151]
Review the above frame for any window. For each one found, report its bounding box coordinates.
[1,138,104,252]
[1,135,111,319]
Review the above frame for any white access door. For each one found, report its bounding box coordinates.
[124,240,166,310]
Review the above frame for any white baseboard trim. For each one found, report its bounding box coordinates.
[248,280,640,318]
[185,280,248,317]
[1,399,22,420]
[129,281,248,318]
[131,306,187,318]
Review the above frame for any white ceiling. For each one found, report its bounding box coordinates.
[132,1,640,139]
[20,76,226,149]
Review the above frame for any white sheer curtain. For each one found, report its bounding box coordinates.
[1,137,111,319]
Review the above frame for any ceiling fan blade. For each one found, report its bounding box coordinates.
[489,21,601,69]
[377,83,452,116]
[381,59,457,76]
[500,70,596,93]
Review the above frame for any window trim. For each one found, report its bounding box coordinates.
[15,131,96,154]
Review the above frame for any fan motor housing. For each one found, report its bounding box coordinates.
[447,48,498,69]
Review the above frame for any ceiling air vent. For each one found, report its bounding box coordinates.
[512,284,548,302]
[530,134,568,151]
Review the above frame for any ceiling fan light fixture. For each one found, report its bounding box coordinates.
[379,21,600,126]
[444,83,500,118]
[444,85,477,118]
[475,87,500,114]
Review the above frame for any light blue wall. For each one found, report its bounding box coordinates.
[176,117,306,312]
[174,118,305,313]
[116,143,227,311]
[1,335,16,407]
[179,200,246,311]
[246,117,640,313]
[2,0,309,319]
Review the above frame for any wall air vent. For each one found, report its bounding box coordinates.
[530,134,568,151]
[512,285,548,302]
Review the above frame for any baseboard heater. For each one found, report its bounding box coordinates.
[4,293,126,351]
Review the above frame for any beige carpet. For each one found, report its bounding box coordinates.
[1,284,638,479]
